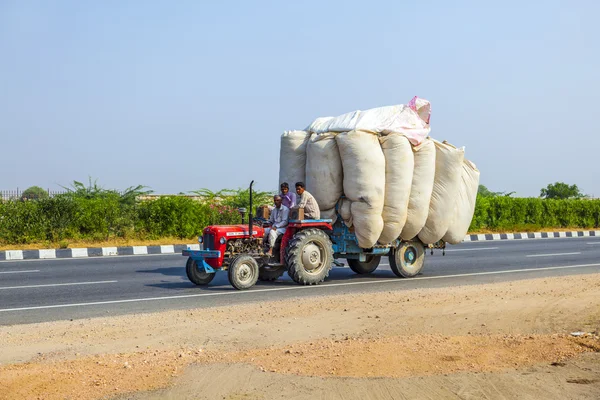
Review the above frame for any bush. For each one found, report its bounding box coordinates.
[0,200,46,243]
[469,197,600,232]
[5,181,597,246]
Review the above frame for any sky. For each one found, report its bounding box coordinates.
[1,0,598,197]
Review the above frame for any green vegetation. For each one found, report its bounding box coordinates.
[1,180,598,246]
[0,180,275,245]
[470,191,599,232]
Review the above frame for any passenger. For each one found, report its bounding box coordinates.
[264,195,289,256]
[292,181,320,220]
[280,182,297,210]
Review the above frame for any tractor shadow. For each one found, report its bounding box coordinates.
[140,265,402,292]
[137,266,187,277]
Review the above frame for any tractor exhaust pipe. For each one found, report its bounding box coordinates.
[248,180,254,238]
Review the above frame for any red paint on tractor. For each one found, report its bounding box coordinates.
[202,224,265,268]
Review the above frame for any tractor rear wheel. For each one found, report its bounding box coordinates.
[348,255,381,274]
[389,241,425,278]
[186,257,216,285]
[285,229,333,285]
[228,255,259,290]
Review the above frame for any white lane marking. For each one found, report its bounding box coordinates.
[445,247,499,252]
[1,263,599,313]
[587,242,600,245]
[0,280,117,290]
[0,270,40,275]
[526,252,581,258]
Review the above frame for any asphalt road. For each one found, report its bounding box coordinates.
[1,237,600,325]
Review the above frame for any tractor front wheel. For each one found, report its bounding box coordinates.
[228,255,260,290]
[286,229,333,285]
[186,257,216,285]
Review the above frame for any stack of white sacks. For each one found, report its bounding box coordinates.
[279,97,480,249]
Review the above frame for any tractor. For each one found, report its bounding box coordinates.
[182,181,444,290]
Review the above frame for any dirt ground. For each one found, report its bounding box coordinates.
[1,274,599,400]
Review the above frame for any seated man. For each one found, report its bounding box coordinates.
[264,195,289,256]
[291,181,320,220]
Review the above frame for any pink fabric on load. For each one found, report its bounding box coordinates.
[407,96,418,111]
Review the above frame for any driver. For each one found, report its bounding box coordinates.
[264,194,289,256]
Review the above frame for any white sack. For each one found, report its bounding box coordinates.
[378,134,414,244]
[336,130,385,248]
[418,140,465,244]
[278,130,310,189]
[320,208,337,224]
[400,138,436,240]
[339,198,353,227]
[306,97,431,146]
[305,132,344,212]
[443,159,480,244]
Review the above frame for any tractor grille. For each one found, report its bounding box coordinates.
[203,233,216,250]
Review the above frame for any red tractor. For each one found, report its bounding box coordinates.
[183,181,438,290]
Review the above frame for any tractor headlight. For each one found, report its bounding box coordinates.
[219,237,226,244]
[198,236,203,244]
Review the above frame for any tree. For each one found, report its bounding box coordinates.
[21,186,49,201]
[540,182,584,200]
[478,184,515,198]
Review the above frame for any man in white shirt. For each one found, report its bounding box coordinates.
[264,195,289,256]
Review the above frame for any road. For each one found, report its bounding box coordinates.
[1,237,599,325]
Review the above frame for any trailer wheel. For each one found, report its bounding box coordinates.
[228,255,259,290]
[348,255,381,274]
[389,242,425,278]
[186,257,216,285]
[286,229,333,285]
[258,265,286,281]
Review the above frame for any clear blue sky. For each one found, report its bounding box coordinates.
[1,1,598,197]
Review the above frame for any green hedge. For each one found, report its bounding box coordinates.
[0,196,241,245]
[2,195,599,245]
[469,197,600,232]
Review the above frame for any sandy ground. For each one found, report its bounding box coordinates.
[0,274,599,399]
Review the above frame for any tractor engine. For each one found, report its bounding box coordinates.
[226,237,263,256]
[200,224,265,269]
